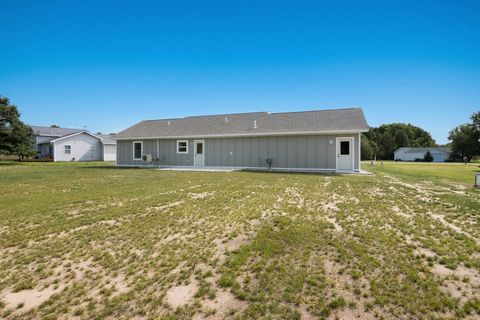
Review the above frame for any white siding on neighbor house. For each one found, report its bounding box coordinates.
[430,152,448,162]
[394,149,449,162]
[394,151,424,161]
[53,133,102,162]
[103,144,116,161]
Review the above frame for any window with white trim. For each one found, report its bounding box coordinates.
[64,145,71,154]
[133,141,143,160]
[177,140,188,154]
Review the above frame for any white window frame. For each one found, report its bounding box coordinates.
[133,141,143,160]
[64,145,71,154]
[176,140,188,154]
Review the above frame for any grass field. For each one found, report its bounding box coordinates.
[0,161,479,320]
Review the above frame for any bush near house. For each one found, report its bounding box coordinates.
[424,151,434,162]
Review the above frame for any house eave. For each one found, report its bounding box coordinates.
[49,131,103,143]
[112,129,369,140]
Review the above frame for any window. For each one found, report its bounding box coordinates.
[133,141,143,160]
[64,145,71,154]
[196,142,203,155]
[340,141,350,155]
[177,140,188,154]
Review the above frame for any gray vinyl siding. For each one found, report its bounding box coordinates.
[116,133,360,170]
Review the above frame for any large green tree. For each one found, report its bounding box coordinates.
[364,123,435,160]
[448,111,480,160]
[361,134,377,160]
[0,96,34,159]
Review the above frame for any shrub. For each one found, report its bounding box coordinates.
[424,151,434,162]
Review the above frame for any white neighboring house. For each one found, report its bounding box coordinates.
[31,126,117,162]
[394,147,451,162]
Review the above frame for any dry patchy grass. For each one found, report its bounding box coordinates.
[0,161,479,319]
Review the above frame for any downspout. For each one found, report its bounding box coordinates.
[358,132,361,171]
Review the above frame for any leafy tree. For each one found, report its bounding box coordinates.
[448,111,480,161]
[471,111,480,129]
[423,151,434,162]
[0,96,34,159]
[365,123,435,159]
[361,134,377,160]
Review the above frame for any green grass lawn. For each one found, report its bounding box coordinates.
[0,161,479,320]
[365,161,480,185]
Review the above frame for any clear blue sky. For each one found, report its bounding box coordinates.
[1,0,479,144]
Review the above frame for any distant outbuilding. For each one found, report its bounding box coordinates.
[394,147,451,162]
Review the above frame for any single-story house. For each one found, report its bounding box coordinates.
[114,108,368,172]
[31,126,117,162]
[394,147,451,162]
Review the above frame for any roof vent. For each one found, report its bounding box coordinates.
[225,117,228,123]
[253,120,257,129]
[168,121,171,126]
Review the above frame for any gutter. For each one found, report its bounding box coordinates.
[112,129,369,140]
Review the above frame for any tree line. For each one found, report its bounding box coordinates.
[448,112,480,160]
[0,96,35,159]
[362,112,480,161]
[361,123,436,160]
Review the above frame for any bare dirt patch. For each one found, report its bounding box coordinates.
[431,213,480,244]
[392,205,413,219]
[147,200,185,212]
[284,186,305,208]
[2,285,64,312]
[325,217,343,232]
[166,279,198,309]
[188,191,215,200]
[432,264,480,283]
[414,247,436,258]
[214,234,248,263]
[323,258,378,320]
[197,289,247,319]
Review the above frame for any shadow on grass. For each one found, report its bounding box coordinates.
[240,169,338,176]
[0,161,21,166]
[78,165,121,169]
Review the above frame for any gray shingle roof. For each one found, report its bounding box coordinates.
[32,126,117,145]
[31,126,84,137]
[115,108,368,139]
[97,134,117,145]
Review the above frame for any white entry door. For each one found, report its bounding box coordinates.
[336,138,353,171]
[194,140,205,166]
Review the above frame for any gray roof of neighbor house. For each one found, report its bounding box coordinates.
[97,134,117,145]
[32,126,116,145]
[31,126,84,137]
[395,147,451,154]
[114,108,369,139]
